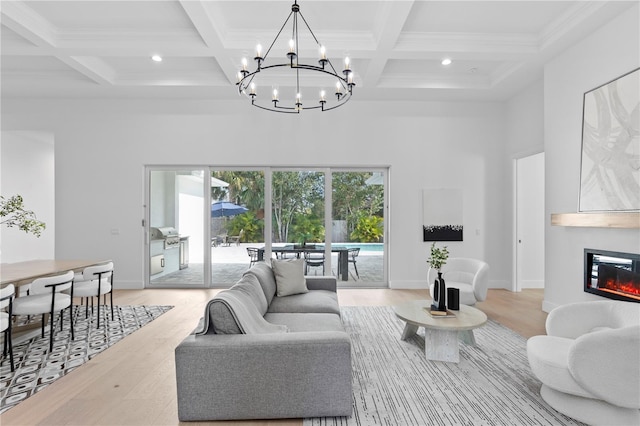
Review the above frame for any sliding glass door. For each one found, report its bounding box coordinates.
[147,168,206,288]
[210,170,265,287]
[332,170,386,286]
[145,166,387,288]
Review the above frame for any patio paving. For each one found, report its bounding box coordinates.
[150,243,384,287]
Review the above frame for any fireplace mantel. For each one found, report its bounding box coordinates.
[551,212,640,228]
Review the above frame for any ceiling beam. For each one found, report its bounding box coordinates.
[178,0,238,85]
[363,0,414,89]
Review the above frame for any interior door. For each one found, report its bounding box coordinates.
[515,153,545,291]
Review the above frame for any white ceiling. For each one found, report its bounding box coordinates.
[1,1,635,102]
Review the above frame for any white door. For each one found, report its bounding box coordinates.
[515,153,545,291]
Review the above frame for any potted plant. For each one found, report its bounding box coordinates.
[427,242,449,311]
[427,242,449,272]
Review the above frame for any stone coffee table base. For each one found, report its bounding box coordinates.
[394,300,487,363]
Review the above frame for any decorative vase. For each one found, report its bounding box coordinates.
[431,271,447,311]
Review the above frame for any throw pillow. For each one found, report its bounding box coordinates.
[272,258,308,297]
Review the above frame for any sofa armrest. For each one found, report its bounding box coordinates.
[546,301,622,338]
[569,325,640,408]
[471,263,490,302]
[305,275,337,292]
[175,331,352,421]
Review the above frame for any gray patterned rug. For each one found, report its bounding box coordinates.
[305,306,583,426]
[0,304,173,413]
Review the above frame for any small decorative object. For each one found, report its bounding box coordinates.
[0,194,46,237]
[427,242,449,311]
[447,287,460,310]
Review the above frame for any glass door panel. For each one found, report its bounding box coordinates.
[148,169,205,288]
[332,170,386,287]
[272,170,326,274]
[210,170,265,287]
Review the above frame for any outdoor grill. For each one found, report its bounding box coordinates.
[150,227,181,249]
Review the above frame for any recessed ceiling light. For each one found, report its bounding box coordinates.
[151,55,163,62]
[441,58,452,66]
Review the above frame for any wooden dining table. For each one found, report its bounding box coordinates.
[0,259,112,289]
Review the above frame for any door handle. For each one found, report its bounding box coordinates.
[161,258,165,267]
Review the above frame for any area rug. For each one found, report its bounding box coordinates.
[304,306,583,426]
[0,304,173,413]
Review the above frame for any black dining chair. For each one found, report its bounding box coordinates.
[347,247,360,280]
[304,251,325,275]
[246,247,259,267]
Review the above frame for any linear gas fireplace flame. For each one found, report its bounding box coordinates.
[584,249,640,303]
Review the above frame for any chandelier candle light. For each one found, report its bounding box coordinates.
[236,1,355,113]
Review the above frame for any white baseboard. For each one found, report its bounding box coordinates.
[542,300,559,313]
[390,279,512,290]
[389,280,427,289]
[522,280,544,289]
[114,281,144,290]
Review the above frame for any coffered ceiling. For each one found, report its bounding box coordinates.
[1,1,635,102]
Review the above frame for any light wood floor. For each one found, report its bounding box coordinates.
[1,288,546,426]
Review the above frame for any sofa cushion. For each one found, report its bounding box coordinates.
[268,290,340,315]
[243,262,277,305]
[272,258,309,297]
[264,313,344,333]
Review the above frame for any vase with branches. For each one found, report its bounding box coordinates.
[0,195,46,237]
[427,242,449,311]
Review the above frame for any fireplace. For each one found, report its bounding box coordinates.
[584,249,640,302]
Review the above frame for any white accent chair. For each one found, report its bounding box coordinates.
[527,300,640,426]
[12,270,75,352]
[1,284,15,371]
[70,262,114,329]
[428,258,490,306]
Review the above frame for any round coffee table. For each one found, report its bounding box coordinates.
[393,299,487,363]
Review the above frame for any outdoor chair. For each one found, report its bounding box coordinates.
[247,247,259,267]
[212,234,227,247]
[12,270,75,352]
[304,251,325,275]
[0,283,15,371]
[227,229,244,246]
[347,247,360,280]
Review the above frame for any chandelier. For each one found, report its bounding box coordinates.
[236,1,355,113]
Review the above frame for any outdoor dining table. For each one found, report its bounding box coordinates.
[257,245,350,281]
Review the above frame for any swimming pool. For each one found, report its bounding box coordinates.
[319,243,384,253]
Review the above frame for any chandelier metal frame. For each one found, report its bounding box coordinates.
[236,1,355,114]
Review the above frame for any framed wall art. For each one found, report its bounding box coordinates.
[579,67,640,212]
[422,188,463,241]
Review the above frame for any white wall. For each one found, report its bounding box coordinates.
[544,4,640,311]
[1,99,509,289]
[504,80,546,292]
[0,131,55,263]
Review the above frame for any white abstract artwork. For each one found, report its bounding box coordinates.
[579,68,640,212]
[422,188,463,241]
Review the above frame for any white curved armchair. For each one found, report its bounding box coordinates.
[428,258,490,306]
[527,300,640,426]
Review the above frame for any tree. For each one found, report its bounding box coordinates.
[0,195,46,237]
[272,171,324,242]
[332,172,384,240]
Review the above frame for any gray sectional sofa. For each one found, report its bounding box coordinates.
[175,261,353,421]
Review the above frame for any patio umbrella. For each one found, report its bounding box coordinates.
[211,201,248,218]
